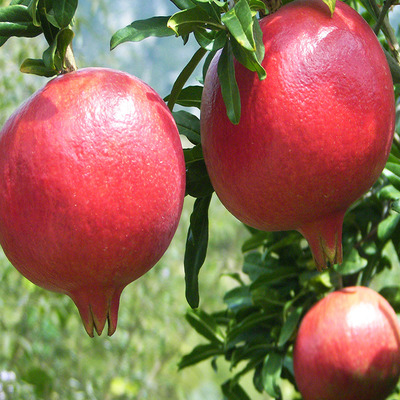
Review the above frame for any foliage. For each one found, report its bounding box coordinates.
[109,0,400,398]
[2,0,400,399]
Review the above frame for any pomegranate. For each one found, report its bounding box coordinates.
[0,67,186,336]
[293,286,400,400]
[201,0,395,270]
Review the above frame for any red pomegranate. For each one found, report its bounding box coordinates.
[293,286,400,400]
[0,68,186,336]
[201,0,395,270]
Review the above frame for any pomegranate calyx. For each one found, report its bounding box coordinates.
[298,211,345,271]
[70,287,122,337]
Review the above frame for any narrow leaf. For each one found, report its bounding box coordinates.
[224,286,253,311]
[218,41,241,124]
[253,17,265,66]
[56,28,74,69]
[170,0,197,10]
[337,247,367,275]
[0,21,41,37]
[20,58,57,77]
[380,286,400,313]
[165,85,203,109]
[226,312,277,345]
[52,0,78,28]
[194,27,227,51]
[168,6,222,37]
[178,343,223,369]
[184,195,212,308]
[262,352,283,399]
[173,110,201,145]
[185,159,214,198]
[27,0,40,26]
[0,5,32,22]
[184,144,204,164]
[167,47,207,111]
[221,380,251,400]
[185,309,224,343]
[222,0,255,51]
[277,307,303,347]
[110,16,174,50]
[378,212,400,242]
[250,266,299,290]
[230,34,266,80]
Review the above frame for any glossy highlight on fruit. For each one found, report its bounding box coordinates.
[293,286,400,400]
[201,0,395,270]
[0,67,186,336]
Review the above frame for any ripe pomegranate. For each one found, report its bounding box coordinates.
[0,68,185,336]
[293,286,400,400]
[201,0,395,270]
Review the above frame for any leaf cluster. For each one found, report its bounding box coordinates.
[109,1,400,397]
[111,0,269,124]
[178,157,400,398]
[0,0,77,76]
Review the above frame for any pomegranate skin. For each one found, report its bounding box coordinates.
[201,0,395,270]
[293,286,400,400]
[0,68,186,336]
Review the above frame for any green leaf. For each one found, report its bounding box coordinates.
[185,309,225,343]
[380,286,400,313]
[250,266,299,291]
[384,170,400,193]
[51,0,77,28]
[322,0,336,16]
[42,27,74,72]
[0,21,41,38]
[252,17,265,70]
[0,4,32,22]
[184,195,212,308]
[165,85,203,109]
[168,6,223,37]
[336,247,367,275]
[226,311,277,346]
[20,58,57,77]
[170,0,198,10]
[194,27,227,51]
[0,3,40,45]
[248,0,267,13]
[392,199,400,213]
[218,41,241,124]
[178,343,223,369]
[385,161,400,193]
[37,2,59,46]
[222,0,255,51]
[241,230,269,252]
[377,184,400,201]
[184,144,204,164]
[185,158,214,198]
[230,29,266,80]
[110,16,174,49]
[167,47,207,111]
[378,212,400,242]
[262,352,283,399]
[173,110,201,145]
[221,380,251,400]
[27,0,40,26]
[277,307,303,347]
[224,286,253,311]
